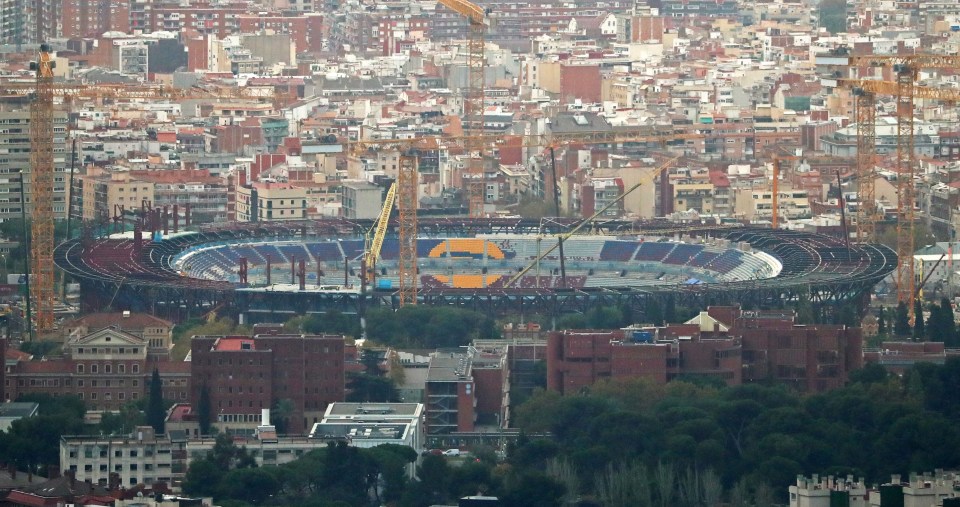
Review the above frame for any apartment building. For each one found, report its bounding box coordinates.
[235,182,309,222]
[546,306,863,395]
[61,425,341,490]
[64,311,174,360]
[4,332,191,412]
[190,334,346,435]
[78,171,155,222]
[0,104,70,222]
[132,170,229,225]
[342,180,384,220]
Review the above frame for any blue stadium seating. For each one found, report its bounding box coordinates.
[663,244,704,265]
[635,242,675,262]
[600,241,639,261]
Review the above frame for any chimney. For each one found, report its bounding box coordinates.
[8,464,15,479]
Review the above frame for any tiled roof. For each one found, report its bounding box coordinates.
[66,313,172,331]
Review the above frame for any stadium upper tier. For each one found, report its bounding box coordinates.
[54,223,897,296]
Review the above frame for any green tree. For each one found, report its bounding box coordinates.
[98,402,145,435]
[322,441,372,505]
[935,298,957,344]
[501,472,566,507]
[877,307,887,335]
[895,301,911,336]
[646,298,664,326]
[585,306,625,328]
[417,454,453,503]
[147,369,166,434]
[272,398,296,435]
[182,458,224,497]
[197,384,212,436]
[848,363,889,385]
[365,307,498,348]
[346,374,400,403]
[220,467,280,504]
[913,299,926,341]
[516,194,561,218]
[366,446,412,503]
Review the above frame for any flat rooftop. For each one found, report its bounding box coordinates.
[310,422,409,441]
[426,354,472,382]
[0,402,38,418]
[325,402,422,417]
[215,337,256,351]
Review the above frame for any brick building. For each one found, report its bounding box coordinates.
[4,327,191,411]
[546,306,863,394]
[190,333,345,435]
[64,312,174,360]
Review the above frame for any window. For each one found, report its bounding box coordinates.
[133,364,140,373]
[77,364,84,374]
[91,364,98,373]
[105,364,112,373]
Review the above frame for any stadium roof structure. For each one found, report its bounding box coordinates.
[55,218,895,319]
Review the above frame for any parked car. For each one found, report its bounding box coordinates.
[442,449,461,457]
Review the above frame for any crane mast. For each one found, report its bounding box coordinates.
[30,45,56,333]
[437,0,487,217]
[819,52,960,323]
[397,156,418,306]
[363,182,398,288]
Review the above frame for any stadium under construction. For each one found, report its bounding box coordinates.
[53,218,897,323]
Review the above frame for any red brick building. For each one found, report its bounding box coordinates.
[547,306,863,394]
[3,327,191,411]
[61,0,129,38]
[559,63,602,103]
[190,333,345,435]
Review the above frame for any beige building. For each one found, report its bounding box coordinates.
[674,181,717,214]
[61,423,341,491]
[63,311,174,360]
[78,171,155,222]
[789,475,868,507]
[733,188,811,222]
[342,180,384,220]
[236,182,308,222]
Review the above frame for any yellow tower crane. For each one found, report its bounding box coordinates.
[344,128,704,304]
[2,73,274,332]
[824,57,960,320]
[363,182,398,290]
[28,45,56,333]
[437,0,488,217]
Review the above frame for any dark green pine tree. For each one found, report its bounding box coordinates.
[877,307,887,335]
[147,368,166,434]
[197,384,212,436]
[894,301,911,337]
[913,300,926,341]
[926,303,941,340]
[941,297,957,345]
